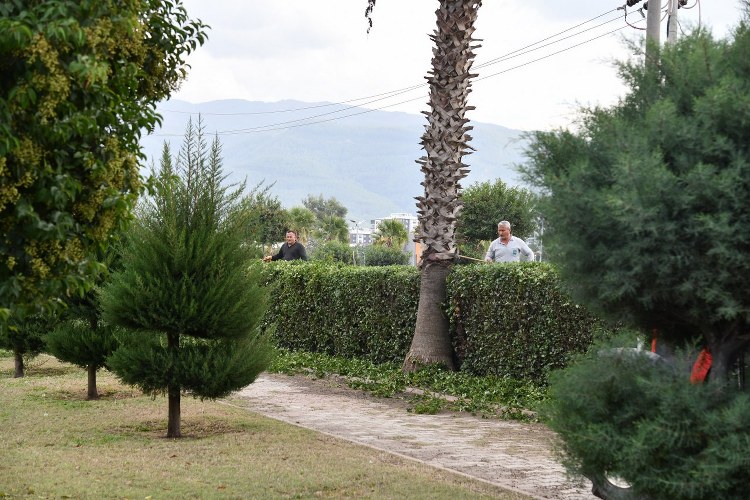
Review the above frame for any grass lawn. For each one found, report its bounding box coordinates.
[0,353,529,499]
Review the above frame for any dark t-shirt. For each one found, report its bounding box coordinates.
[271,242,308,261]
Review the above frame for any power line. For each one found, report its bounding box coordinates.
[153,5,648,136]
[159,4,639,120]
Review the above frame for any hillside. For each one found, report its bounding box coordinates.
[139,99,530,222]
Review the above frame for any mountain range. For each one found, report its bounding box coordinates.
[139,99,530,222]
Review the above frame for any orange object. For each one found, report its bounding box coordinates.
[690,349,713,384]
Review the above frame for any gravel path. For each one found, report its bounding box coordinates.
[228,373,596,500]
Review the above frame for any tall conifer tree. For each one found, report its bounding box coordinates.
[100,119,272,438]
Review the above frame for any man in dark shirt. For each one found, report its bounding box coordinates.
[263,230,308,262]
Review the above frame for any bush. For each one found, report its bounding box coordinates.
[363,245,409,266]
[543,334,750,499]
[260,261,603,384]
[260,262,419,363]
[310,241,356,264]
[448,262,601,384]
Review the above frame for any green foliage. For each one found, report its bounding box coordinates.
[310,240,356,264]
[269,349,547,421]
[456,179,537,244]
[314,215,349,243]
[519,20,750,352]
[448,262,602,384]
[260,260,601,384]
[0,313,49,363]
[287,206,316,244]
[240,180,289,253]
[363,245,410,266]
[373,219,409,248]
[100,118,272,400]
[45,319,119,371]
[260,263,419,364]
[108,334,273,399]
[543,334,750,499]
[302,193,347,220]
[0,0,207,328]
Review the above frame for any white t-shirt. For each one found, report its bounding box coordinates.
[484,236,534,262]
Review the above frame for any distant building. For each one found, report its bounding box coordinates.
[371,213,419,234]
[349,225,373,246]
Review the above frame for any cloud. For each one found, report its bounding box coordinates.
[174,0,741,131]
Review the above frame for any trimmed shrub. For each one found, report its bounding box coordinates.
[448,262,601,383]
[363,245,410,266]
[261,261,603,384]
[260,262,419,363]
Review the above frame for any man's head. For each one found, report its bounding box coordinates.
[285,230,298,246]
[497,221,511,242]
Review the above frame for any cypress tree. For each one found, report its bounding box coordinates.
[100,119,272,437]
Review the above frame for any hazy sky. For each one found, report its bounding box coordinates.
[170,0,742,132]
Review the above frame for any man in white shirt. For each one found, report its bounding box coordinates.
[484,220,534,263]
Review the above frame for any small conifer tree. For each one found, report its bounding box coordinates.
[0,314,47,378]
[45,320,120,399]
[45,244,122,399]
[100,119,273,437]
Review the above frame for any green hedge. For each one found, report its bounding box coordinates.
[448,262,601,383]
[259,261,603,384]
[260,262,419,364]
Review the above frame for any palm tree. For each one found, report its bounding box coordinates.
[406,0,481,371]
[373,219,409,249]
[365,0,480,371]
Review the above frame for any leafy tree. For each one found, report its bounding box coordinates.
[241,180,289,256]
[457,179,537,243]
[287,206,316,245]
[45,320,120,399]
[310,240,356,264]
[0,1,207,330]
[363,245,410,266]
[44,243,122,398]
[100,119,272,438]
[525,10,750,499]
[0,314,48,378]
[521,15,750,377]
[302,194,348,220]
[315,215,349,243]
[373,219,409,249]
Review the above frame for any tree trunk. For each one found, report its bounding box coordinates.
[167,387,181,438]
[404,0,481,372]
[14,350,24,378]
[404,262,454,371]
[167,331,181,438]
[87,364,99,400]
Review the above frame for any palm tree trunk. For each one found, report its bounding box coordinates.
[404,262,454,370]
[404,0,481,372]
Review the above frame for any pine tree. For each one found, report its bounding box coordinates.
[100,118,272,437]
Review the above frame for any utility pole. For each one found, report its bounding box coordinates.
[645,0,662,66]
[666,0,679,44]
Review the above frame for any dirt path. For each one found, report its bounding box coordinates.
[227,373,595,500]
